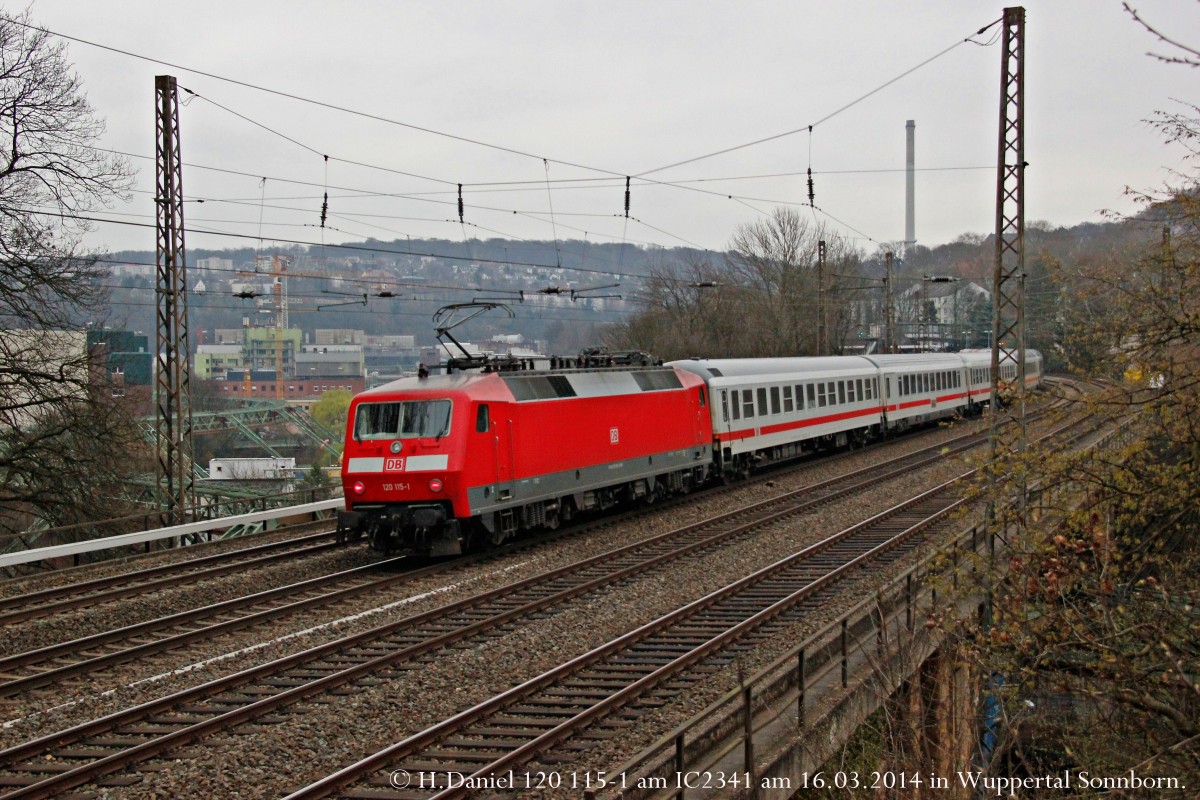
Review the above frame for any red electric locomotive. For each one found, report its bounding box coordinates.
[338,365,714,556]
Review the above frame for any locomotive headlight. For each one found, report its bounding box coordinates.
[352,481,366,495]
[389,441,403,454]
[428,478,444,493]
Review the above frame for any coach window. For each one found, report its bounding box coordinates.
[757,387,768,416]
[743,389,755,418]
[770,386,781,414]
[864,379,872,401]
[721,390,729,422]
[806,383,815,408]
[816,383,826,408]
[731,390,740,420]
[782,385,794,413]
[855,378,863,401]
[837,381,846,405]
[476,404,490,432]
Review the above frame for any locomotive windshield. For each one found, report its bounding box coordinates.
[353,399,452,440]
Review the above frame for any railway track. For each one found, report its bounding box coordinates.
[287,412,1104,800]
[285,480,976,799]
[0,407,1031,712]
[0,412,1050,799]
[0,529,339,626]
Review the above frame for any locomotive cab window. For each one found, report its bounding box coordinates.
[475,404,490,433]
[354,399,452,440]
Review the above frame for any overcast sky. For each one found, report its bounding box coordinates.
[23,0,1199,262]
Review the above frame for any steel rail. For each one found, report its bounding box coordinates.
[0,386,1079,798]
[0,409,1018,701]
[285,482,971,800]
[0,534,340,626]
[0,428,1002,798]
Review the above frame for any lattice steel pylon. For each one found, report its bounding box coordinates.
[990,9,1027,513]
[155,75,196,525]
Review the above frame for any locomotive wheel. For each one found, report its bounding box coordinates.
[461,519,493,553]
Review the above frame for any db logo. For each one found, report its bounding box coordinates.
[610,427,619,444]
[384,457,405,471]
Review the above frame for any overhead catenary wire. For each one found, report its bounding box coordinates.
[23,206,676,282]
[23,15,1004,193]
[24,17,1012,253]
[631,17,1003,178]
